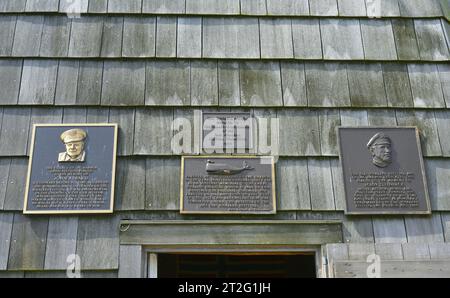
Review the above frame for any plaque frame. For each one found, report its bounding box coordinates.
[23,123,118,215]
[180,155,277,215]
[337,126,431,215]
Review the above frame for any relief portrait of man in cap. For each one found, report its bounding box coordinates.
[58,128,87,162]
[367,132,392,168]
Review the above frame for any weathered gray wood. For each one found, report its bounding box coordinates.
[12,16,43,57]
[402,243,431,260]
[429,243,450,259]
[8,214,48,270]
[348,243,375,260]
[240,0,266,15]
[309,0,338,16]
[443,213,450,242]
[398,0,443,17]
[203,17,260,59]
[396,110,442,156]
[115,158,146,210]
[76,61,103,105]
[186,0,240,14]
[0,16,17,56]
[146,158,180,210]
[416,19,450,61]
[240,62,282,106]
[374,243,404,260]
[59,0,88,14]
[89,0,107,13]
[305,63,350,107]
[54,60,79,105]
[382,63,414,108]
[76,216,119,270]
[102,61,145,106]
[278,109,320,156]
[109,108,135,156]
[266,0,309,15]
[86,108,109,123]
[0,59,22,104]
[260,18,293,59]
[0,157,9,209]
[320,19,364,60]
[442,19,450,47]
[425,159,450,210]
[391,19,420,60]
[120,220,343,245]
[342,217,374,243]
[0,108,31,156]
[25,0,58,11]
[337,0,366,16]
[292,19,322,59]
[372,217,407,243]
[334,260,450,278]
[143,0,185,13]
[365,0,400,17]
[3,158,27,210]
[190,61,218,106]
[218,61,240,106]
[308,159,336,211]
[18,60,58,105]
[156,17,177,58]
[173,108,201,155]
[62,108,87,123]
[40,16,71,57]
[44,217,78,270]
[0,0,26,12]
[360,19,397,60]
[252,108,277,155]
[81,271,118,278]
[277,158,311,210]
[101,17,123,58]
[367,109,397,126]
[408,64,445,108]
[435,111,450,156]
[340,109,368,126]
[108,0,141,13]
[146,61,190,106]
[438,64,450,107]
[280,62,307,107]
[347,63,387,107]
[122,17,156,57]
[69,17,103,57]
[0,213,13,270]
[25,271,68,278]
[405,215,445,243]
[318,110,340,156]
[28,107,63,153]
[330,158,346,210]
[177,17,202,58]
[118,245,143,278]
[134,109,173,155]
[325,243,349,261]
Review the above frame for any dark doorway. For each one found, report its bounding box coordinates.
[157,253,316,278]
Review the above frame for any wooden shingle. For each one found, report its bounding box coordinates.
[405,215,445,243]
[367,109,397,126]
[292,19,322,59]
[330,158,346,210]
[305,63,350,107]
[382,63,414,108]
[277,158,311,210]
[25,0,58,11]
[426,159,450,210]
[146,158,180,210]
[134,109,173,155]
[0,0,26,12]
[318,109,340,155]
[308,159,336,211]
[109,108,135,156]
[108,0,142,13]
[77,61,103,105]
[365,0,400,17]
[360,19,397,60]
[123,17,156,58]
[89,0,107,13]
[372,217,407,243]
[408,64,445,108]
[142,0,185,13]
[374,243,404,260]
[0,59,22,105]
[240,62,282,106]
[190,61,219,106]
[12,16,44,57]
[343,218,374,243]
[102,61,145,106]
[347,63,387,107]
[0,108,31,156]
[69,17,103,57]
[414,19,450,61]
[429,243,450,259]
[101,17,123,58]
[44,217,78,270]
[260,18,294,59]
[0,16,16,56]
[55,60,79,105]
[320,19,364,60]
[0,213,13,270]
[62,107,87,123]
[156,17,177,58]
[86,108,109,123]
[401,243,430,260]
[18,60,58,105]
[3,158,27,210]
[177,17,202,58]
[28,107,63,153]
[438,64,450,106]
[398,0,443,17]
[186,0,240,14]
[435,111,450,156]
[266,0,309,16]
[115,158,146,210]
[337,0,366,16]
[8,214,48,270]
[146,60,190,106]
[203,17,260,59]
[280,62,307,107]
[218,61,240,106]
[0,157,9,209]
[240,0,267,15]
[340,109,368,126]
[392,19,420,61]
[40,16,71,58]
[309,0,338,16]
[59,0,88,14]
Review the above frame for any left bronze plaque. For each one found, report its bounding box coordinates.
[23,124,118,214]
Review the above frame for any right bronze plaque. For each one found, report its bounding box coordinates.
[338,127,431,215]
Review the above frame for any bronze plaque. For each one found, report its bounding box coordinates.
[180,156,276,214]
[338,127,431,215]
[24,124,118,214]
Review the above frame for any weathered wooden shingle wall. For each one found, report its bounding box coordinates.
[0,0,449,277]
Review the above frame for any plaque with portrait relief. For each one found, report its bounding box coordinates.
[338,127,431,215]
[23,124,118,214]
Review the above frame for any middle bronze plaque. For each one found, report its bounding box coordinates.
[180,156,276,214]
